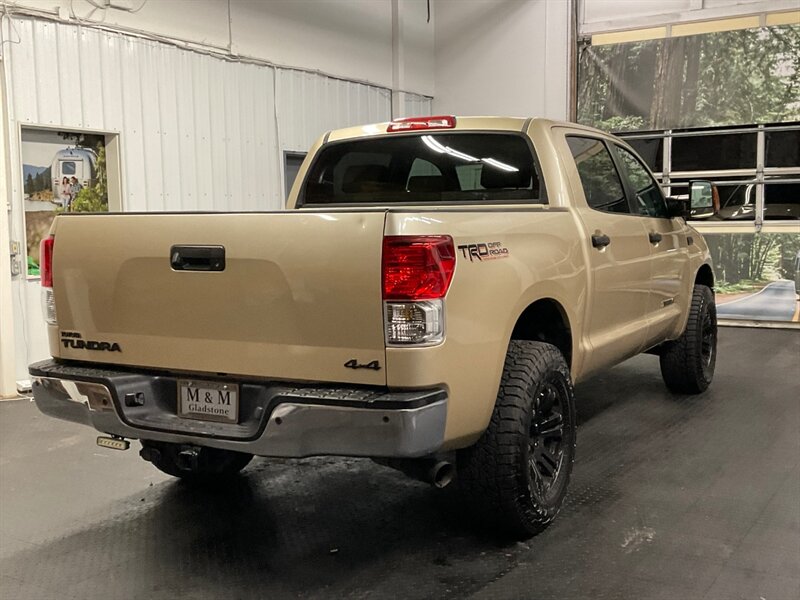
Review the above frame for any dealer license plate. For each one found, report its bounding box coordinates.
[177,380,239,424]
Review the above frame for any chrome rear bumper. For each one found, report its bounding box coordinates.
[29,360,447,458]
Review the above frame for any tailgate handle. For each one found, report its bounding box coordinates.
[170,245,225,272]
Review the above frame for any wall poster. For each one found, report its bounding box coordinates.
[22,128,110,277]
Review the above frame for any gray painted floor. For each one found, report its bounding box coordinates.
[1,327,798,600]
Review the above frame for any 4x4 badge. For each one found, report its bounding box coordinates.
[344,359,381,371]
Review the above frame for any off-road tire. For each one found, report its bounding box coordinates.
[457,341,577,539]
[659,284,717,394]
[141,441,253,484]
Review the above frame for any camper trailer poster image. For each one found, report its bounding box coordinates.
[22,129,106,276]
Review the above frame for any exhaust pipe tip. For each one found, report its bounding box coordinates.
[373,456,456,488]
[430,461,455,489]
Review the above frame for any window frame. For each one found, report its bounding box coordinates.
[297,130,549,208]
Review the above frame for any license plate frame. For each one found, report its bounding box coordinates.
[177,379,239,424]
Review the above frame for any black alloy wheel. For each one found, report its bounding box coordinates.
[457,341,577,539]
[660,284,717,394]
[700,307,716,377]
[527,376,569,504]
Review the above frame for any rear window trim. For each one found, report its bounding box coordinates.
[297,130,548,208]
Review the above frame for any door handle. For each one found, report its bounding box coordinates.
[648,232,663,244]
[591,233,611,249]
[170,245,226,271]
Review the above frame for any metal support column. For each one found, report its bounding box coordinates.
[0,52,18,397]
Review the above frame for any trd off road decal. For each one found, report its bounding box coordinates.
[457,242,509,262]
[60,331,122,352]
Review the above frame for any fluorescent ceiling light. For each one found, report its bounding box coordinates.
[421,135,478,162]
[421,136,518,172]
[481,157,519,172]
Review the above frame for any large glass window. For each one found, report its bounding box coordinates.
[615,145,669,218]
[301,133,542,205]
[764,179,800,221]
[765,130,800,168]
[671,133,757,171]
[567,136,629,214]
[618,124,800,223]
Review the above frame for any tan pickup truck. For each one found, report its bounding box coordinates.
[30,116,717,538]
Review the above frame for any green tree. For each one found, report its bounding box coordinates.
[25,173,34,194]
[707,233,797,286]
[71,144,108,213]
[578,24,800,131]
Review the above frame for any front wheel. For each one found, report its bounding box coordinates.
[659,284,717,394]
[457,341,577,539]
[140,441,253,484]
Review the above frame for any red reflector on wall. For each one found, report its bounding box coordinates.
[382,236,456,300]
[387,115,456,132]
[40,236,54,288]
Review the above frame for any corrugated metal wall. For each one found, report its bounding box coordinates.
[276,70,392,153]
[5,17,426,212]
[4,15,431,381]
[398,91,435,119]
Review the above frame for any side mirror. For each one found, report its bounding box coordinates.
[687,180,719,220]
[690,180,714,210]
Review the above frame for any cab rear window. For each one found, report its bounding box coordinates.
[300,133,544,205]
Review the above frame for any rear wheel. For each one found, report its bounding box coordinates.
[457,341,576,539]
[140,441,253,484]
[659,284,717,394]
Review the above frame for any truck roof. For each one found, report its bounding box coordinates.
[325,116,602,143]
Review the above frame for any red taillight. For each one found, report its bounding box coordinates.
[382,236,456,300]
[387,115,456,133]
[40,236,54,288]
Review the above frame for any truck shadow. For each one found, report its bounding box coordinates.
[1,457,517,599]
[2,357,681,600]
[574,354,671,425]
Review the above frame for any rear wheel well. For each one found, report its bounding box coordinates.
[696,264,714,290]
[510,299,572,370]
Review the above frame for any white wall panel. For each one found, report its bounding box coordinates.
[275,69,392,152]
[4,16,395,380]
[9,0,436,97]
[434,0,569,120]
[396,92,434,118]
[233,0,395,90]
[6,17,395,210]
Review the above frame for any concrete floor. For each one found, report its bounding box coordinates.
[1,327,798,600]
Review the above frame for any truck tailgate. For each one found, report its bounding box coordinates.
[49,212,387,386]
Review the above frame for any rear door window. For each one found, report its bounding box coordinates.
[301,133,544,205]
[566,136,630,214]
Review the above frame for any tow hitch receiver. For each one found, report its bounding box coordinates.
[96,436,130,451]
